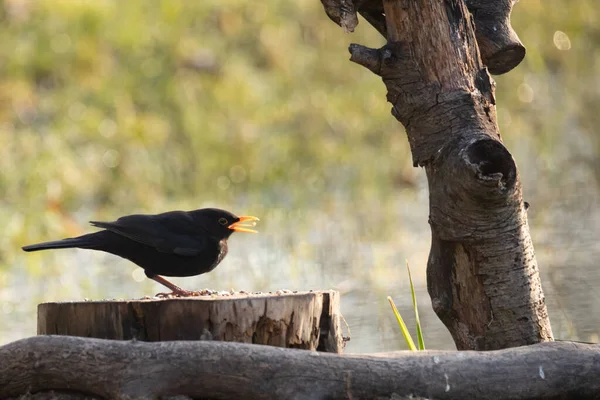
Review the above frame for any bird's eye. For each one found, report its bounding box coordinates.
[218,218,228,226]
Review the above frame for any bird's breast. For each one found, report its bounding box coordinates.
[214,239,229,267]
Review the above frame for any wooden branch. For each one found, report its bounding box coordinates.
[465,0,525,75]
[329,0,553,350]
[322,0,524,75]
[321,0,359,33]
[1,336,600,399]
[37,290,344,353]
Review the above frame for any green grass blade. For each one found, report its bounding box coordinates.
[406,260,426,350]
[387,296,417,351]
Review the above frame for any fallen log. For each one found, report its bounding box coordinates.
[0,337,599,399]
[37,290,344,353]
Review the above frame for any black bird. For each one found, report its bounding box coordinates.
[22,208,259,296]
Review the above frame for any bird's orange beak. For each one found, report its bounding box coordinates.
[228,216,259,233]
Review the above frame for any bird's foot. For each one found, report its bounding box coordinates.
[154,289,203,298]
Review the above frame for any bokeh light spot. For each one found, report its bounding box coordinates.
[553,31,571,51]
[131,268,146,283]
[517,83,534,103]
[102,149,121,168]
[99,119,117,138]
[217,176,231,190]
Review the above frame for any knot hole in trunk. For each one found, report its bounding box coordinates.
[466,139,516,191]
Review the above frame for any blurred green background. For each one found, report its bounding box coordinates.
[1,0,599,351]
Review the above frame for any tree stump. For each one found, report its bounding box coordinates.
[38,290,345,353]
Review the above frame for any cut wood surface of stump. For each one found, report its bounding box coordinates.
[38,290,345,353]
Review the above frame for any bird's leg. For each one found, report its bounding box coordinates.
[145,272,198,297]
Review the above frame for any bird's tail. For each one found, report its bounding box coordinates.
[22,233,101,252]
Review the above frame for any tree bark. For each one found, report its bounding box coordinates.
[6,391,102,400]
[37,290,344,353]
[1,336,599,399]
[465,0,526,74]
[321,0,553,350]
[321,0,525,74]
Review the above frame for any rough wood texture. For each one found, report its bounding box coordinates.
[465,0,525,74]
[324,0,553,350]
[38,290,344,353]
[1,336,599,399]
[6,392,102,400]
[321,0,525,74]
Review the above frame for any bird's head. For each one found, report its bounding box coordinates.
[193,208,259,240]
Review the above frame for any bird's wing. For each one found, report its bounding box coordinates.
[90,211,206,256]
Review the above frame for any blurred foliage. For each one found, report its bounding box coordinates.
[0,0,411,260]
[0,0,599,348]
[1,0,598,243]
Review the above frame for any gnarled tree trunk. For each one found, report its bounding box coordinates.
[321,0,553,349]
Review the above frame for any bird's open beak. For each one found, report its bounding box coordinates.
[228,216,260,233]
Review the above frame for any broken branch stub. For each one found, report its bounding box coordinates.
[465,0,526,74]
[321,0,359,33]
